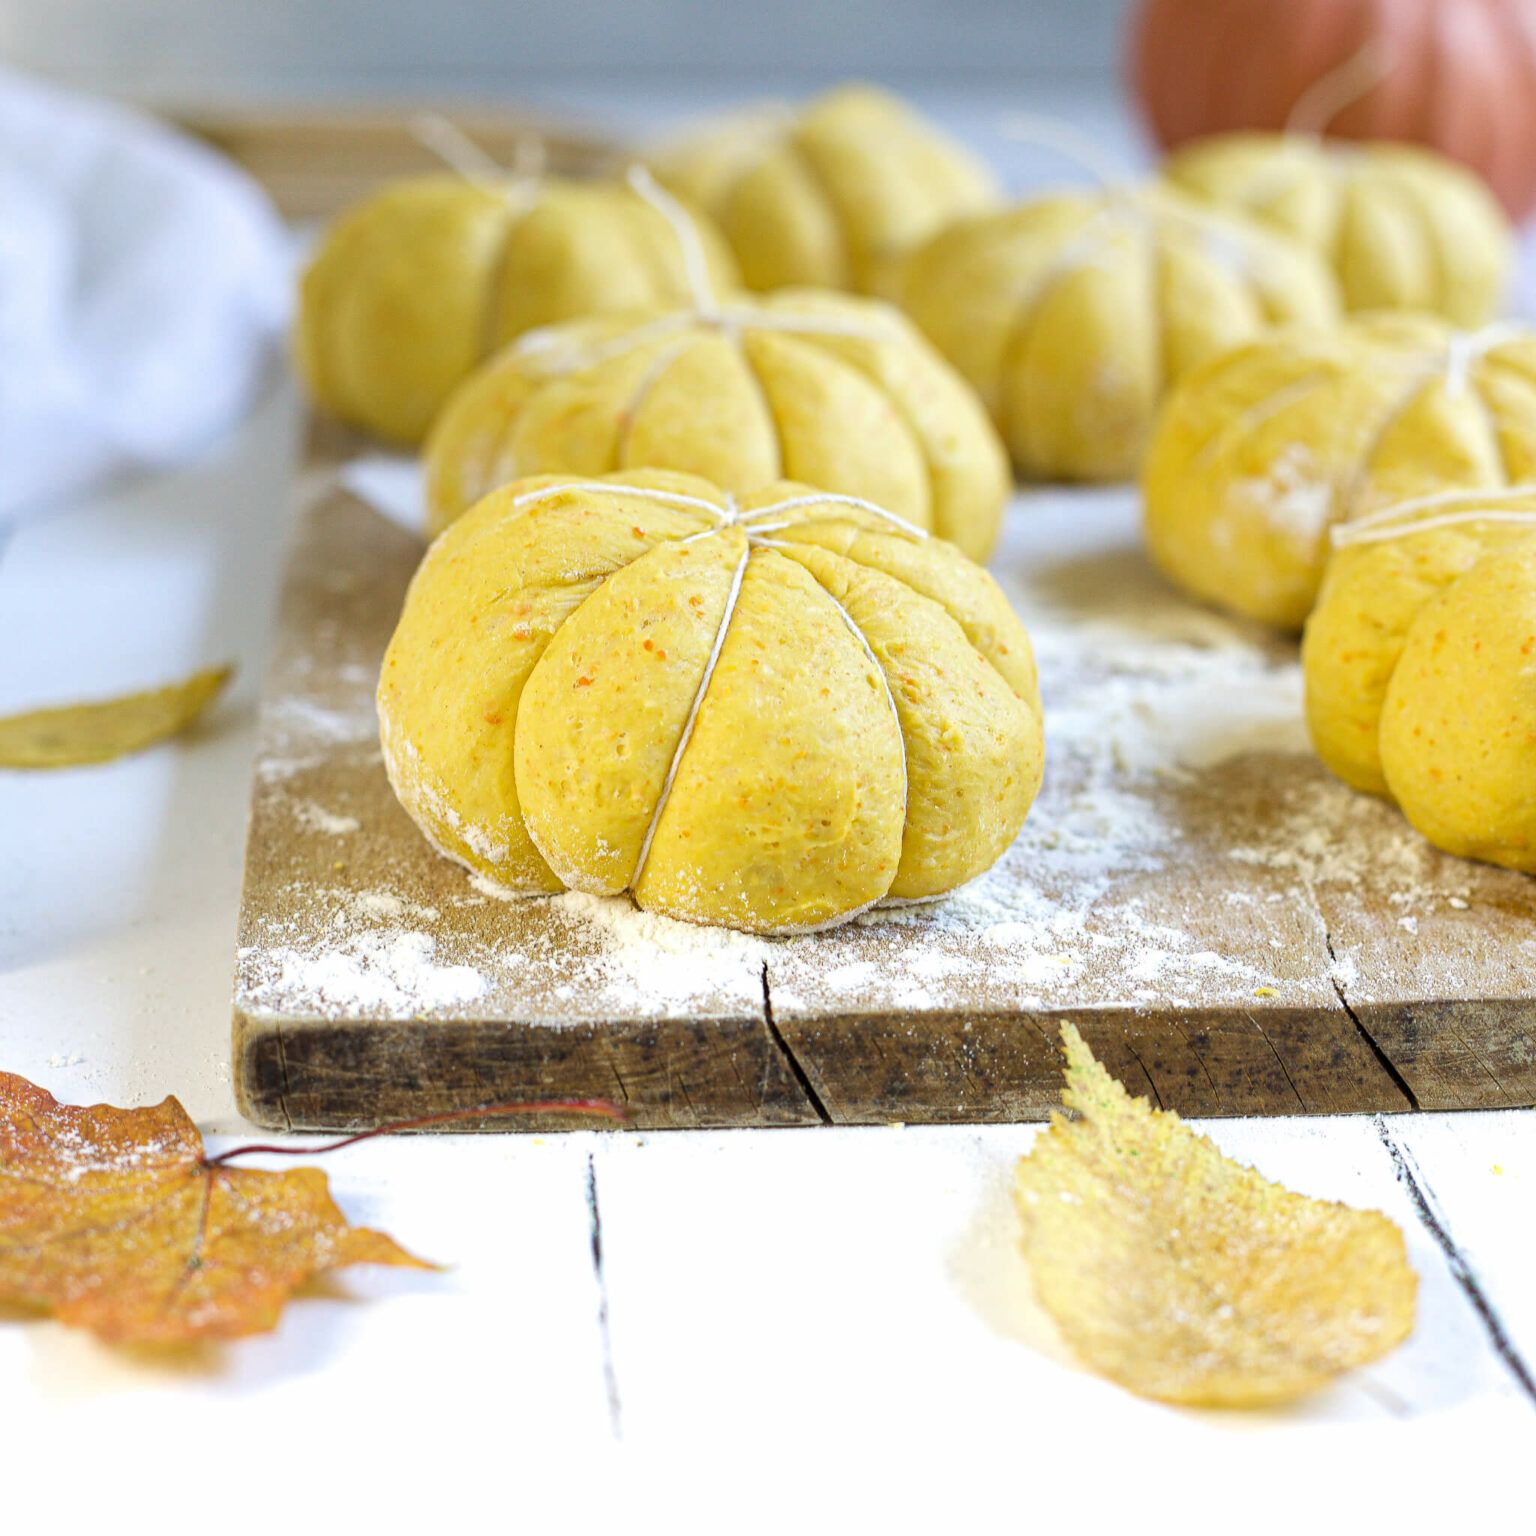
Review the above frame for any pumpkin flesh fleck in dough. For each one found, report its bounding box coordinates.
[893,186,1339,483]
[379,470,1043,934]
[423,291,1009,562]
[1144,316,1536,629]
[1162,134,1513,327]
[297,175,736,445]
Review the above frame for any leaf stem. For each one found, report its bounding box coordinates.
[202,1098,627,1166]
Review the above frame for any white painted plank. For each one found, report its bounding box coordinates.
[0,387,295,1130]
[1208,1114,1524,1414]
[1,1132,621,1506]
[1379,1109,1536,1405]
[589,1117,1533,1511]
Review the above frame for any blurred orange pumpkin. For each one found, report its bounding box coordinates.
[1129,0,1536,220]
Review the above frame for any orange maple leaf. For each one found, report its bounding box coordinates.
[0,1072,433,1344]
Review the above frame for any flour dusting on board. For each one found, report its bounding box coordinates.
[236,480,1536,1028]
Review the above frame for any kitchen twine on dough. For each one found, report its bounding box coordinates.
[1329,321,1534,512]
[1217,40,1396,211]
[394,121,907,370]
[1331,484,1536,548]
[1284,39,1395,140]
[407,111,547,198]
[505,164,908,378]
[507,479,930,541]
[987,114,1300,310]
[1442,320,1530,395]
[504,479,917,907]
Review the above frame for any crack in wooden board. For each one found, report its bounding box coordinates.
[231,464,1536,1130]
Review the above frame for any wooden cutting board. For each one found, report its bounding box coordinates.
[178,106,619,217]
[231,429,1536,1131]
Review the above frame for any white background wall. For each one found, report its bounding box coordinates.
[0,0,1132,102]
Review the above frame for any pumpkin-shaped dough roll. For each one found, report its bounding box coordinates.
[378,471,1045,935]
[423,289,1011,561]
[891,185,1340,483]
[1143,315,1536,629]
[647,84,998,297]
[1303,488,1536,873]
[296,174,737,445]
[1162,134,1513,328]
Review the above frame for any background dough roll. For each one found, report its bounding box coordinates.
[297,174,736,445]
[1303,490,1536,874]
[1143,316,1536,629]
[891,185,1339,484]
[1162,134,1512,328]
[649,83,998,297]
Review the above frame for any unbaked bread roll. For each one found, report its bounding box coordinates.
[647,84,998,297]
[378,470,1044,934]
[1143,316,1536,628]
[1303,488,1536,872]
[296,175,736,444]
[1162,134,1512,328]
[423,289,1011,561]
[891,185,1340,483]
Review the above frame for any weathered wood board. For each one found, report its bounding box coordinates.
[177,106,619,217]
[232,454,1536,1131]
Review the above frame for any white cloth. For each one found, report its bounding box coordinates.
[0,69,290,523]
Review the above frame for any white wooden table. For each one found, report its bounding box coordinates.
[2,88,1534,1525]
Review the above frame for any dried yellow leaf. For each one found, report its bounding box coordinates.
[1014,1025,1417,1407]
[0,666,232,769]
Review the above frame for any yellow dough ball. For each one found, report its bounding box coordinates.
[1303,489,1536,873]
[647,83,998,296]
[296,174,737,445]
[423,289,1011,562]
[1162,134,1512,328]
[891,185,1340,483]
[378,470,1045,934]
[1143,316,1536,629]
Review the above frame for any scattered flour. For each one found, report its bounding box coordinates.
[1229,444,1334,547]
[243,929,486,1016]
[293,799,361,835]
[239,885,479,1017]
[239,482,1535,1028]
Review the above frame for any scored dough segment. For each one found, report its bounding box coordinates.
[629,548,751,891]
